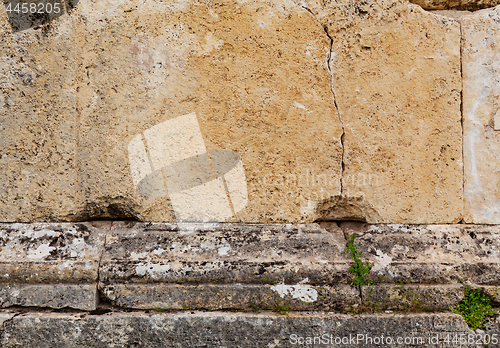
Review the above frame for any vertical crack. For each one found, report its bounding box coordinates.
[459,18,465,223]
[323,27,346,197]
[300,5,346,197]
[95,223,111,308]
[0,311,21,341]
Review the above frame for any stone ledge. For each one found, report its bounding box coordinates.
[0,222,105,283]
[100,283,359,312]
[100,222,348,285]
[0,311,497,347]
[0,222,498,311]
[343,223,500,285]
[0,284,98,311]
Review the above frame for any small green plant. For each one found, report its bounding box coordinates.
[152,307,170,312]
[344,233,373,302]
[273,299,291,317]
[452,286,498,330]
[249,301,262,313]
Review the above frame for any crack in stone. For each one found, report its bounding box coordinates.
[300,5,346,197]
[0,311,21,339]
[459,19,466,223]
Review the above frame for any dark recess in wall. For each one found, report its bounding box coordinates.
[409,0,499,11]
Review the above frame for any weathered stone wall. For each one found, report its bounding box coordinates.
[3,0,497,225]
[3,0,500,225]
[0,222,496,346]
[2,0,500,346]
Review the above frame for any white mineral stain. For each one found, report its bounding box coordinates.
[152,248,166,255]
[271,278,318,303]
[294,102,306,109]
[372,248,392,273]
[130,251,149,260]
[136,262,171,279]
[218,244,231,256]
[69,238,87,258]
[27,243,56,260]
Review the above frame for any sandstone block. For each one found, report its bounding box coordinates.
[74,0,343,223]
[301,0,463,223]
[0,13,78,222]
[0,0,469,224]
[462,7,500,224]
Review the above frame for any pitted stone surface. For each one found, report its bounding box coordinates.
[0,223,105,310]
[0,13,78,222]
[0,0,344,223]
[0,284,98,311]
[362,284,464,310]
[0,222,499,312]
[100,283,358,312]
[0,223,105,283]
[74,0,343,223]
[0,311,479,348]
[462,6,500,224]
[0,0,470,224]
[297,0,463,223]
[349,224,500,284]
[99,222,350,285]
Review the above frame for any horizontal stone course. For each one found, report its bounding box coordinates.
[0,222,497,312]
[0,311,492,348]
[100,283,359,312]
[345,223,500,285]
[100,222,349,285]
[0,284,97,311]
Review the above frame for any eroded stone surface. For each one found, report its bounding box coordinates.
[300,0,463,223]
[351,224,500,284]
[99,222,349,285]
[0,0,344,223]
[0,223,105,310]
[363,284,464,310]
[462,6,500,224]
[0,222,500,312]
[101,283,358,312]
[0,283,98,311]
[0,223,105,283]
[74,0,343,223]
[0,13,78,222]
[0,0,469,224]
[0,311,478,348]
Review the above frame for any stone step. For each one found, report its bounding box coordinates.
[0,222,497,312]
[0,310,498,347]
